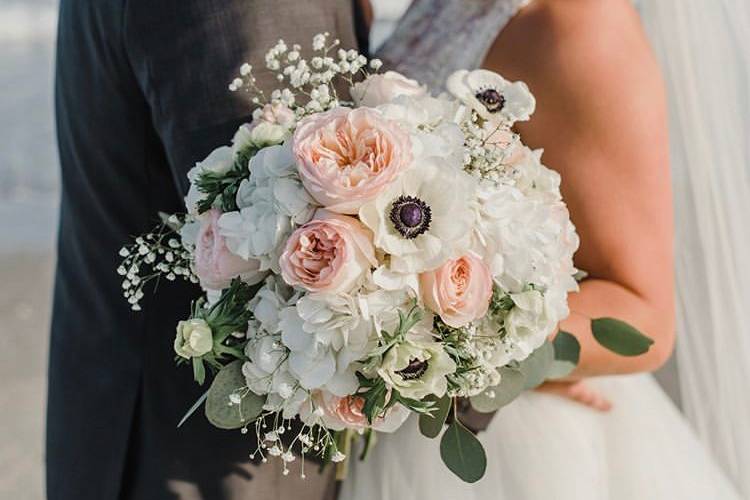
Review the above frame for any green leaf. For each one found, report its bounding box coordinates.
[547,330,581,379]
[205,360,265,429]
[419,394,451,438]
[177,389,209,428]
[439,420,487,483]
[519,340,555,390]
[360,378,388,424]
[192,357,206,385]
[591,317,654,356]
[470,366,525,413]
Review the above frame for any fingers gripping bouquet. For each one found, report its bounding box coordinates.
[119,34,653,482]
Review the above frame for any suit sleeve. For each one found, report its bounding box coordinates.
[122,0,358,196]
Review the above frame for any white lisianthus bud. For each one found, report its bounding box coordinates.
[174,318,213,358]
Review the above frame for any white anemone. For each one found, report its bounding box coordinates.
[359,158,476,273]
[447,69,536,125]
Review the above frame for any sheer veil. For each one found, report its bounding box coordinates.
[638,0,750,494]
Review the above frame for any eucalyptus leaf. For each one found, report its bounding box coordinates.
[439,421,487,483]
[519,340,555,389]
[419,394,451,438]
[470,366,525,413]
[205,360,265,429]
[547,330,581,379]
[591,318,654,356]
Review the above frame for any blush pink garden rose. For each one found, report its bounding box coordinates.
[350,71,427,107]
[312,392,410,433]
[420,253,494,328]
[293,107,412,214]
[279,209,376,293]
[193,209,266,290]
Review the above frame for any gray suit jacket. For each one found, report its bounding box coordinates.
[49,1,359,499]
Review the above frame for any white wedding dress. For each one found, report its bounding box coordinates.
[339,1,744,499]
[342,376,738,499]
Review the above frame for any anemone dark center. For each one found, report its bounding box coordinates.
[475,88,505,113]
[389,195,432,239]
[396,358,428,381]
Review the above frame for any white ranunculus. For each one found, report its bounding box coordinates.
[350,71,427,107]
[184,146,234,215]
[218,143,316,272]
[359,158,477,273]
[447,69,536,125]
[377,334,457,399]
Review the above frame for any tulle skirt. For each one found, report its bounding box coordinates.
[340,375,740,500]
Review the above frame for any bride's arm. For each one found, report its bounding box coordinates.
[485,0,674,377]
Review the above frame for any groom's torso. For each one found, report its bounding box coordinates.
[49,1,358,499]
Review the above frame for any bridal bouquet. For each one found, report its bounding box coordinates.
[118,34,653,482]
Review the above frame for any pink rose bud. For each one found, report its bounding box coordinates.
[279,210,376,294]
[314,392,410,433]
[193,209,264,290]
[420,253,494,328]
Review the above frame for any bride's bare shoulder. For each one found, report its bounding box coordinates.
[487,0,663,97]
[493,0,650,66]
[485,0,667,152]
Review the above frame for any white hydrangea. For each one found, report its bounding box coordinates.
[242,276,307,419]
[502,145,563,202]
[277,285,410,394]
[472,181,578,293]
[217,142,316,272]
[377,93,464,131]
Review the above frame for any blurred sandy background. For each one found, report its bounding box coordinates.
[0,1,58,498]
[0,1,680,499]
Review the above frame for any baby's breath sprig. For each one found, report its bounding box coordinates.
[228,33,382,119]
[461,110,523,184]
[117,215,196,311]
[246,402,342,478]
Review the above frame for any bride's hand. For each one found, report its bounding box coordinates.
[535,380,612,412]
